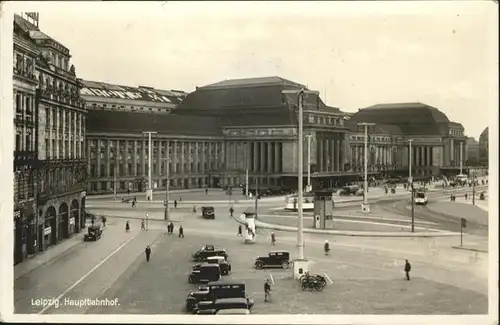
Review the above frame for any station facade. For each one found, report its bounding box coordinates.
[84,77,472,195]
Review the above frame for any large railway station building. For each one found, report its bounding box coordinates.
[83,76,470,195]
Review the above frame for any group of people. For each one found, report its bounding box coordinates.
[167,222,184,238]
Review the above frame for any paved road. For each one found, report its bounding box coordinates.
[15,188,488,315]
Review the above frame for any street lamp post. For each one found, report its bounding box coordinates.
[306,134,312,192]
[357,122,375,213]
[143,131,157,201]
[408,139,415,232]
[459,141,463,175]
[282,88,318,277]
[163,158,170,221]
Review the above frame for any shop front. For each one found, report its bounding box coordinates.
[43,206,57,250]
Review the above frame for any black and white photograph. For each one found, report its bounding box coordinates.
[0,1,498,324]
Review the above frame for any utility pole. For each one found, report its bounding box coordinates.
[254,177,259,217]
[358,122,375,213]
[408,139,415,232]
[282,88,319,261]
[113,162,117,201]
[163,158,170,221]
[245,169,249,199]
[472,169,476,206]
[306,134,312,192]
[143,131,157,201]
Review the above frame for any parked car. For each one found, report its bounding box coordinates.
[193,256,231,276]
[194,298,252,315]
[188,264,221,284]
[186,281,253,312]
[202,206,215,219]
[192,248,228,262]
[254,250,290,269]
[84,224,102,241]
[339,185,359,196]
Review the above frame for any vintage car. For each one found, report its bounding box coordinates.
[202,206,215,219]
[188,264,221,284]
[254,250,290,269]
[83,224,102,241]
[186,281,253,312]
[193,256,231,276]
[192,248,228,262]
[339,185,360,196]
[194,298,252,315]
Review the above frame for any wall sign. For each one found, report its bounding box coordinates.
[44,227,52,236]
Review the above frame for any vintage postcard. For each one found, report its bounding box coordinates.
[0,1,498,324]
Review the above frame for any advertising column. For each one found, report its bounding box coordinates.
[242,208,256,244]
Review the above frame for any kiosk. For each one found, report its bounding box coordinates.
[312,190,334,229]
[242,208,257,244]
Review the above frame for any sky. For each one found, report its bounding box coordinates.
[6,1,498,139]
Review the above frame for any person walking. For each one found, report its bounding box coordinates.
[465,193,468,200]
[125,221,130,233]
[205,188,208,195]
[174,200,177,209]
[193,205,197,213]
[264,279,272,302]
[145,245,151,262]
[179,225,184,238]
[101,215,107,228]
[324,240,330,256]
[237,224,242,236]
[229,206,234,217]
[404,259,412,281]
[271,232,276,245]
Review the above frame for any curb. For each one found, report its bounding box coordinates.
[451,246,488,253]
[237,216,460,238]
[15,225,97,280]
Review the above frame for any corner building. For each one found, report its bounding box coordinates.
[15,14,88,255]
[13,14,40,264]
[478,127,488,168]
[350,103,467,178]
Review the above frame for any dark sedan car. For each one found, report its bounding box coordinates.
[254,250,290,269]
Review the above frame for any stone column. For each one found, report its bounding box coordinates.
[336,139,341,172]
[132,140,137,176]
[86,139,91,176]
[275,141,280,173]
[253,142,259,172]
[317,137,322,172]
[267,141,273,174]
[106,140,111,177]
[124,140,129,176]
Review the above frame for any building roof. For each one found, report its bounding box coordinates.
[86,110,222,136]
[80,79,187,105]
[200,76,306,89]
[351,102,454,135]
[345,120,402,135]
[479,127,488,142]
[176,76,337,127]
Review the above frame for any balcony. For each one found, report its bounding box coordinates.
[13,67,38,84]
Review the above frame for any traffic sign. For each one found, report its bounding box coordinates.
[461,218,467,228]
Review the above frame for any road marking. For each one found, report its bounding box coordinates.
[269,273,275,284]
[37,233,138,314]
[323,272,334,284]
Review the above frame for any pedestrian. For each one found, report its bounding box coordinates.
[145,245,151,262]
[404,259,411,281]
[205,188,208,195]
[237,224,242,236]
[127,188,130,196]
[141,219,145,231]
[125,221,130,233]
[271,232,276,245]
[465,193,468,200]
[174,200,177,209]
[91,215,95,226]
[132,200,135,208]
[193,205,197,213]
[170,222,174,235]
[179,225,184,238]
[229,206,234,217]
[264,279,272,302]
[102,215,107,228]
